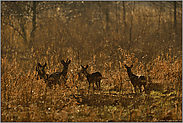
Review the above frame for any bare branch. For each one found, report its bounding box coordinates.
[2,21,24,38]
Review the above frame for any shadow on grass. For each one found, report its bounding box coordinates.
[73,92,154,107]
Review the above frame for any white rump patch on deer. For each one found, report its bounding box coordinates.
[137,75,141,78]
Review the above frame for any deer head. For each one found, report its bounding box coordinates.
[81,65,89,76]
[124,64,133,71]
[36,63,47,80]
[61,59,71,69]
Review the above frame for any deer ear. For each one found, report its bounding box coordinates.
[61,60,65,65]
[38,63,41,67]
[43,63,47,67]
[68,60,71,64]
[86,65,88,68]
[81,65,84,68]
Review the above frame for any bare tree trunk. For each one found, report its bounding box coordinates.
[174,1,176,29]
[173,1,177,57]
[30,1,37,47]
[158,2,162,39]
[19,17,27,43]
[129,2,135,50]
[105,6,110,31]
[116,2,118,34]
[123,1,126,28]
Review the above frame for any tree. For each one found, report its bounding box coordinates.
[30,2,37,46]
[174,1,176,29]
[116,2,118,34]
[128,2,135,50]
[1,1,38,48]
[123,1,126,28]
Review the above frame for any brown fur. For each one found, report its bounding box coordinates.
[81,65,102,93]
[36,59,71,88]
[125,64,147,93]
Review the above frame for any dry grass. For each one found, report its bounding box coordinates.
[1,47,182,122]
[1,1,182,122]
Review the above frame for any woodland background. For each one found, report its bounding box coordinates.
[1,1,182,122]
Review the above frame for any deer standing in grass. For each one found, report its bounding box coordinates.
[80,65,102,93]
[124,64,147,93]
[36,59,71,88]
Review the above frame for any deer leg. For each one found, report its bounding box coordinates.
[143,84,146,92]
[58,80,61,86]
[143,85,146,92]
[96,77,101,90]
[88,83,90,94]
[98,81,100,90]
[92,82,94,92]
[47,82,52,89]
[139,85,142,93]
[95,82,98,89]
[98,80,101,90]
[134,85,136,93]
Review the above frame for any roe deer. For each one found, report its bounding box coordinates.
[124,64,147,93]
[36,59,71,88]
[47,59,71,87]
[81,65,102,93]
[36,63,48,80]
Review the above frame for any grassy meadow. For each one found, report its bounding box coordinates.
[1,1,182,122]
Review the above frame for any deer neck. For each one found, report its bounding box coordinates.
[39,71,47,80]
[62,67,68,77]
[41,73,48,81]
[127,70,135,78]
[84,71,91,78]
[44,74,49,80]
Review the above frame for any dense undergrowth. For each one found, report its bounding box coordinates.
[1,1,182,122]
[1,47,182,122]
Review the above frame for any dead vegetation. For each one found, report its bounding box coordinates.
[1,1,182,122]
